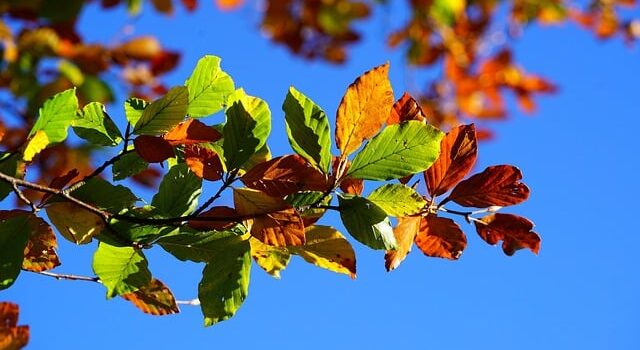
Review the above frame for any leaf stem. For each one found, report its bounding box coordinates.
[191,169,239,216]
[11,182,39,213]
[64,148,134,194]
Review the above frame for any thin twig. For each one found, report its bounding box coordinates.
[438,207,483,224]
[192,169,239,216]
[11,182,39,213]
[28,270,101,283]
[64,149,134,194]
[175,299,200,306]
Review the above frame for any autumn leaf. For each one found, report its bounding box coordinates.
[241,154,328,197]
[46,202,105,244]
[414,215,467,260]
[134,135,174,163]
[474,213,540,256]
[249,237,291,278]
[163,119,221,145]
[289,225,356,278]
[188,206,238,231]
[216,0,244,11]
[335,63,394,156]
[20,215,60,272]
[387,92,427,124]
[184,144,224,181]
[425,124,477,197]
[385,216,421,271]
[0,302,29,349]
[121,278,180,316]
[448,165,530,207]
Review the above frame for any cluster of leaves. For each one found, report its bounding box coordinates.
[0,56,539,328]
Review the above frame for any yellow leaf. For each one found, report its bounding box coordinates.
[249,237,290,278]
[335,63,394,156]
[290,225,356,278]
[22,131,49,161]
[46,202,105,244]
[384,216,421,272]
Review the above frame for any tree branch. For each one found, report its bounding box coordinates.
[192,169,239,216]
[11,182,39,213]
[27,270,101,283]
[64,148,134,193]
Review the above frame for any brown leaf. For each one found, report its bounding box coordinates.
[335,63,394,156]
[188,206,238,231]
[234,188,305,247]
[415,215,467,260]
[425,124,477,197]
[40,168,79,205]
[114,36,161,61]
[387,92,427,124]
[0,210,60,272]
[134,135,174,163]
[242,155,329,197]
[121,279,180,316]
[184,144,223,181]
[163,119,221,145]
[474,213,540,256]
[0,302,29,349]
[339,176,363,195]
[150,50,180,76]
[448,165,530,207]
[384,216,421,271]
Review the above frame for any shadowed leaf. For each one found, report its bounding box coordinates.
[338,194,396,250]
[188,206,238,231]
[0,213,31,290]
[134,135,174,163]
[184,144,224,181]
[121,278,180,316]
[46,202,104,244]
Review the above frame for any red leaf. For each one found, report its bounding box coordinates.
[474,213,540,256]
[40,168,79,205]
[425,124,477,197]
[242,155,329,197]
[134,135,174,163]
[184,144,224,181]
[387,92,427,124]
[163,119,221,145]
[414,215,467,260]
[448,165,530,207]
[150,51,180,76]
[181,0,198,11]
[188,206,238,231]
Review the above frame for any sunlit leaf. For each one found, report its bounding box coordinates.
[185,55,235,117]
[415,215,467,260]
[448,165,530,207]
[92,242,152,298]
[18,213,60,272]
[289,225,356,278]
[121,278,179,316]
[368,184,427,217]
[184,144,224,181]
[0,302,29,349]
[241,154,328,197]
[151,163,202,217]
[72,102,122,146]
[338,194,396,250]
[249,237,290,278]
[335,63,394,156]
[134,86,188,135]
[474,213,540,256]
[387,92,427,124]
[124,97,149,126]
[385,216,421,271]
[163,119,221,145]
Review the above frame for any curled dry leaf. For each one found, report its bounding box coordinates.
[0,302,29,349]
[474,213,540,256]
[134,135,174,163]
[425,124,477,197]
[335,62,394,156]
[414,215,467,260]
[448,165,530,207]
[121,278,180,316]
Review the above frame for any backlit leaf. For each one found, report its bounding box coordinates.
[134,135,174,163]
[241,154,328,197]
[159,230,242,263]
[223,90,271,170]
[0,302,29,349]
[184,144,224,181]
[425,124,477,197]
[448,165,530,207]
[124,97,149,126]
[0,214,30,290]
[185,55,235,117]
[347,120,443,180]
[283,87,332,173]
[121,278,179,316]
[134,86,188,135]
[249,237,290,278]
[198,235,251,326]
[387,92,427,124]
[152,163,202,217]
[474,213,540,256]
[163,119,221,145]
[368,184,427,217]
[338,194,396,250]
[72,102,122,146]
[17,213,60,272]
[385,216,421,271]
[46,202,105,244]
[70,178,138,213]
[112,151,149,181]
[290,225,356,278]
[92,242,152,298]
[415,215,467,260]
[335,63,394,156]
[22,131,48,162]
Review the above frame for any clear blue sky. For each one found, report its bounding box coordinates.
[4,2,640,349]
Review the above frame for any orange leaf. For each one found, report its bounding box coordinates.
[134,135,174,163]
[474,213,540,256]
[414,215,467,260]
[184,144,223,181]
[448,165,530,207]
[339,176,364,196]
[0,302,29,349]
[233,188,305,247]
[121,279,180,316]
[425,124,477,197]
[384,216,421,271]
[0,210,60,272]
[114,36,161,61]
[188,206,238,231]
[241,155,329,197]
[216,0,243,11]
[163,119,221,146]
[387,92,427,124]
[335,63,394,156]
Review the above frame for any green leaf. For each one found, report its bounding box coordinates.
[0,153,20,201]
[124,97,149,126]
[151,164,202,217]
[159,230,241,263]
[337,194,396,250]
[282,87,332,173]
[112,151,149,181]
[78,76,114,104]
[185,55,235,118]
[73,102,122,146]
[134,86,188,135]
[249,238,290,278]
[92,242,152,298]
[198,235,251,326]
[223,89,271,170]
[347,120,443,181]
[59,60,84,86]
[285,191,331,222]
[109,206,177,244]
[24,88,78,161]
[0,215,30,290]
[368,184,427,217]
[71,178,138,212]
[430,0,465,25]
